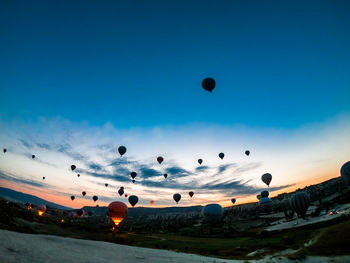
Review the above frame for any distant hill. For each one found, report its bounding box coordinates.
[0,187,72,210]
[81,205,204,217]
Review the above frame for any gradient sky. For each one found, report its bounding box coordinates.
[0,0,349,208]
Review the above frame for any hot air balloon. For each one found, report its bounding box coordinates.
[71,165,76,171]
[128,195,138,207]
[77,209,84,217]
[261,173,272,186]
[77,174,80,177]
[259,197,272,213]
[164,173,168,179]
[245,150,250,156]
[124,194,128,198]
[37,205,46,216]
[189,191,194,198]
[105,183,108,187]
[218,152,224,159]
[198,159,203,165]
[340,161,350,184]
[118,146,127,156]
[71,196,75,201]
[157,156,164,164]
[32,155,35,159]
[93,195,98,202]
[257,194,261,200]
[261,190,269,198]
[202,77,216,93]
[82,191,86,196]
[3,149,6,153]
[231,198,236,204]
[132,179,135,183]
[290,192,310,218]
[108,201,128,226]
[150,200,155,205]
[130,172,137,180]
[42,177,45,180]
[202,204,223,225]
[173,193,181,204]
[25,203,32,210]
[118,188,124,196]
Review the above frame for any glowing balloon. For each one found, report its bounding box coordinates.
[150,200,155,205]
[37,205,46,216]
[108,201,128,226]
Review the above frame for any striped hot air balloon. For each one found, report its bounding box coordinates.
[290,192,310,218]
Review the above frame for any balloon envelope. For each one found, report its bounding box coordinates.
[42,177,45,180]
[108,201,128,226]
[105,183,108,187]
[3,149,6,153]
[118,146,127,156]
[261,173,272,186]
[157,156,164,164]
[189,191,194,198]
[290,192,310,218]
[245,150,250,156]
[128,195,138,207]
[261,190,269,198]
[71,196,75,201]
[130,172,137,179]
[163,173,168,179]
[93,195,98,202]
[173,193,181,203]
[202,77,216,92]
[231,198,236,204]
[218,153,224,159]
[150,200,155,205]
[340,161,350,184]
[37,205,47,216]
[32,155,35,159]
[118,188,124,196]
[259,197,272,213]
[82,191,86,196]
[71,165,76,171]
[202,204,223,225]
[198,159,203,165]
[77,209,84,217]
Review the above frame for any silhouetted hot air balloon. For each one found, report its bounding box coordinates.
[202,77,216,93]
[93,195,98,202]
[290,192,310,218]
[340,161,350,184]
[218,152,224,159]
[189,191,194,198]
[231,198,236,204]
[132,179,135,183]
[259,197,272,213]
[157,156,164,164]
[108,201,128,226]
[130,172,137,180]
[77,209,84,217]
[164,173,168,179]
[173,193,181,204]
[261,190,269,198]
[71,165,76,171]
[245,150,250,156]
[150,200,154,205]
[32,155,35,159]
[128,195,138,207]
[37,205,46,216]
[77,174,80,177]
[3,149,6,153]
[42,177,45,180]
[118,188,124,196]
[198,159,203,165]
[105,183,108,187]
[261,173,272,186]
[118,146,127,156]
[202,204,223,225]
[82,191,86,196]
[257,194,261,200]
[71,196,75,201]
[124,194,128,198]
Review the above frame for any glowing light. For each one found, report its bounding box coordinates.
[61,219,64,223]
[111,217,123,226]
[38,211,44,216]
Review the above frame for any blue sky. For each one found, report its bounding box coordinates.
[0,1,349,207]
